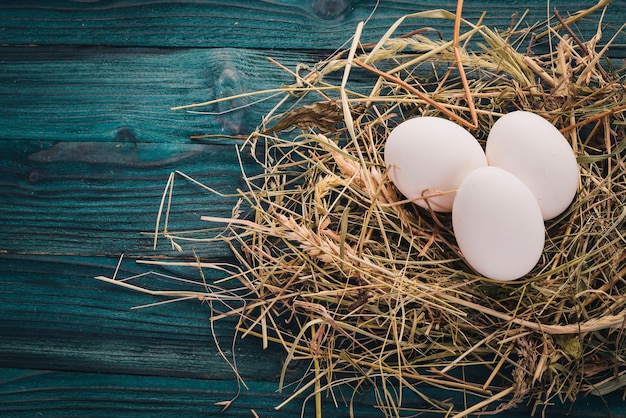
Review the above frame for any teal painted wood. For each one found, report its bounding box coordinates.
[1,1,626,417]
[1,368,625,417]
[2,1,622,49]
[0,46,311,143]
[0,369,297,418]
[0,254,289,381]
[0,139,251,257]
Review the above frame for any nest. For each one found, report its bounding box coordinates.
[100,2,625,417]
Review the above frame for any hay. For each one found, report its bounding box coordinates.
[100,2,625,416]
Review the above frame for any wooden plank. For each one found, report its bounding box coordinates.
[0,46,321,143]
[0,1,623,50]
[1,367,625,417]
[0,139,254,257]
[0,367,463,418]
[0,254,289,381]
[0,368,309,418]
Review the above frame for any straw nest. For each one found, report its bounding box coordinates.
[101,2,625,417]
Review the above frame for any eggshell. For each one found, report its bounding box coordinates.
[486,111,578,220]
[384,116,487,212]
[452,166,545,281]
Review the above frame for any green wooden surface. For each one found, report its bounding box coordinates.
[2,1,623,49]
[0,139,245,257]
[1,1,625,417]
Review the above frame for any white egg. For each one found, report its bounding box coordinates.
[486,111,578,220]
[384,116,487,212]
[452,166,545,281]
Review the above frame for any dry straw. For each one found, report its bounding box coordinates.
[99,1,625,416]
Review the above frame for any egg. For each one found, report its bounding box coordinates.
[384,116,487,212]
[486,111,578,220]
[452,166,545,281]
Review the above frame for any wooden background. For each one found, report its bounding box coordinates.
[1,1,625,416]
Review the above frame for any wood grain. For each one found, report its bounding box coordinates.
[0,139,254,257]
[1,367,623,417]
[0,46,317,143]
[0,254,288,380]
[0,1,622,50]
[0,368,310,418]
[2,1,626,416]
